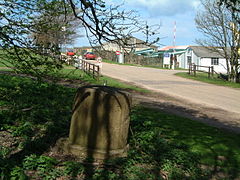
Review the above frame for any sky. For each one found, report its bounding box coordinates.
[75,0,204,48]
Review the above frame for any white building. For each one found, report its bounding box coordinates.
[178,46,228,74]
[159,46,229,74]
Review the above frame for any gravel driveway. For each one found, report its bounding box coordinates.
[100,62,240,133]
[101,63,240,114]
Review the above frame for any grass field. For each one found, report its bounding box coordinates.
[175,72,240,88]
[0,73,240,179]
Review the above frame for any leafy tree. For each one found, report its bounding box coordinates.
[0,0,160,79]
[195,0,240,82]
[0,0,64,79]
[31,0,82,50]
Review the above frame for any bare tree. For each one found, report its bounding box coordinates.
[31,0,82,50]
[67,0,160,48]
[195,0,240,82]
[218,0,240,23]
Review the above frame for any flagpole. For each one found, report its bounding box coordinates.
[172,21,176,70]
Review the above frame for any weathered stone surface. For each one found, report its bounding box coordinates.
[61,85,131,159]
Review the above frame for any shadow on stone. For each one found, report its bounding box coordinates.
[57,85,131,163]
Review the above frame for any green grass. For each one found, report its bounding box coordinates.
[0,59,13,67]
[53,68,150,93]
[175,72,240,88]
[1,74,240,179]
[0,62,149,92]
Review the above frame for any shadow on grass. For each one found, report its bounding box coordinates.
[0,74,75,177]
[136,101,240,179]
[1,73,240,179]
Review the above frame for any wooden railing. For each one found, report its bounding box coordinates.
[76,59,101,80]
[188,63,214,78]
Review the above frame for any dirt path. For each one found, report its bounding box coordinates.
[101,63,240,114]
[99,63,240,134]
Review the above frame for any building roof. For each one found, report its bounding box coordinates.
[158,45,189,51]
[189,46,225,58]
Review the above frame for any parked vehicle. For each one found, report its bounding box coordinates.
[84,52,96,60]
[67,49,75,56]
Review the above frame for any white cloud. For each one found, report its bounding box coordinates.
[126,0,200,17]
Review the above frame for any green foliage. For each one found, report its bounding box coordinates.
[129,107,204,178]
[130,106,240,179]
[63,161,84,177]
[0,146,11,159]
[23,155,60,179]
[1,74,240,179]
[0,0,70,80]
[23,155,57,171]
[10,166,28,180]
[0,74,75,178]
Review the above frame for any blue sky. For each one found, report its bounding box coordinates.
[75,0,203,48]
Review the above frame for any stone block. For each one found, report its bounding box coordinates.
[60,85,131,160]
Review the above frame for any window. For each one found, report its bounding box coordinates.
[211,58,219,65]
[187,56,192,64]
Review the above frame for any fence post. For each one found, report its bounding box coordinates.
[208,67,210,78]
[97,66,99,81]
[188,63,191,74]
[194,64,196,76]
[211,66,214,78]
[80,60,100,81]
[83,61,86,72]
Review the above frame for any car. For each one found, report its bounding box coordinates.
[66,49,75,56]
[84,52,96,60]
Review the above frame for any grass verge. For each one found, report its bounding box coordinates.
[53,68,150,93]
[0,74,240,179]
[175,72,240,88]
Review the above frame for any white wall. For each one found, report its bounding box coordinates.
[192,52,199,65]
[177,53,185,68]
[199,58,228,74]
[102,43,120,52]
[177,50,228,74]
[177,50,193,69]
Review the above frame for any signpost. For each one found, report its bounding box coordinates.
[116,50,124,63]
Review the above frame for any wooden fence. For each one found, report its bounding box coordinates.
[77,59,101,80]
[188,63,214,78]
